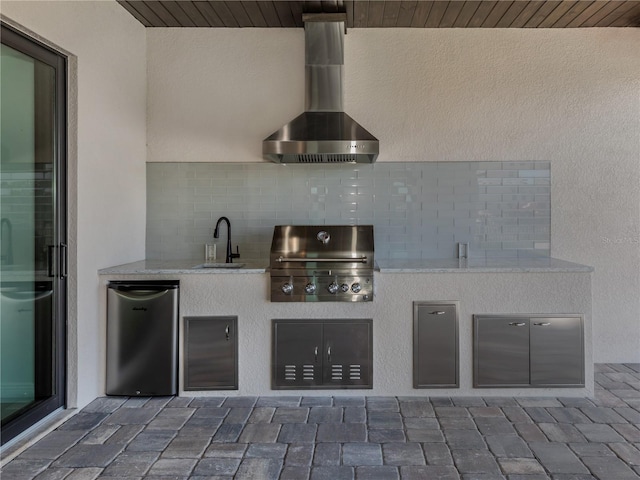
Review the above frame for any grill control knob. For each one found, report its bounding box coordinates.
[351,282,362,293]
[304,283,316,294]
[281,283,293,295]
[340,283,350,293]
[327,282,339,294]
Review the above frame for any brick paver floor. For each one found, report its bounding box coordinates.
[2,363,640,479]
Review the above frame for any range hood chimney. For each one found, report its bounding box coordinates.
[263,13,379,164]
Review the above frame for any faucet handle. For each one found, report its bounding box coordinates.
[231,245,240,259]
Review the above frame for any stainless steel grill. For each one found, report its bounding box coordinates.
[269,225,374,302]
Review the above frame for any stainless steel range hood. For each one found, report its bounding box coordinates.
[263,14,379,164]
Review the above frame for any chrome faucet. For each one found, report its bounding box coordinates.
[213,216,240,263]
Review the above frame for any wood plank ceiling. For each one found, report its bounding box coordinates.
[118,1,640,28]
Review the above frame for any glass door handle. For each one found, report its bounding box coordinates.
[47,243,69,278]
[48,244,68,278]
[59,243,68,278]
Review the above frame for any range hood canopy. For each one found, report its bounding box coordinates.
[263,14,379,164]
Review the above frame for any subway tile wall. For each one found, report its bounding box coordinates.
[146,162,551,261]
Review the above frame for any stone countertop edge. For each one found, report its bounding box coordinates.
[98,257,593,275]
[377,257,593,273]
[98,259,268,275]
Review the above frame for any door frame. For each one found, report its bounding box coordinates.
[1,21,67,446]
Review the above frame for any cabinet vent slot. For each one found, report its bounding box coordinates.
[349,364,361,380]
[331,364,343,380]
[284,365,296,381]
[303,364,315,380]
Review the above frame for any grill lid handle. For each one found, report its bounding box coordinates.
[276,256,368,263]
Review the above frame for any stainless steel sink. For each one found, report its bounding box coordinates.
[192,263,245,269]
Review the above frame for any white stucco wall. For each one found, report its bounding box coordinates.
[147,28,640,363]
[2,1,147,407]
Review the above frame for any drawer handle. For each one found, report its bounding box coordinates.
[314,346,318,362]
[430,311,446,315]
[534,322,551,326]
[225,325,230,340]
[509,322,527,327]
[327,346,332,363]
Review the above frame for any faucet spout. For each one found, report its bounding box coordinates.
[213,216,240,263]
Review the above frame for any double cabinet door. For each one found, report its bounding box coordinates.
[474,315,584,387]
[272,319,372,389]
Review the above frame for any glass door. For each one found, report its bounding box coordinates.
[1,23,67,446]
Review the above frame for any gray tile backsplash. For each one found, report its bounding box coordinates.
[146,162,551,261]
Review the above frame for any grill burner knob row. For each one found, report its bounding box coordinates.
[351,283,362,293]
[327,282,339,294]
[304,283,316,294]
[340,283,350,293]
[281,283,293,294]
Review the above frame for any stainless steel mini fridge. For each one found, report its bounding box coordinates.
[106,280,179,396]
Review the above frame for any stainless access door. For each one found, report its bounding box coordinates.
[323,321,372,388]
[474,316,530,387]
[414,302,459,388]
[272,321,323,388]
[184,316,238,390]
[530,316,584,386]
[106,281,179,396]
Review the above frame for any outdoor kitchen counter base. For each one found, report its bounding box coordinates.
[98,259,593,397]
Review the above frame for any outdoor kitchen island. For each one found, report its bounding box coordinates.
[99,257,593,398]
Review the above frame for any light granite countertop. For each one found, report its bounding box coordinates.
[98,259,269,275]
[98,257,593,275]
[376,257,593,273]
